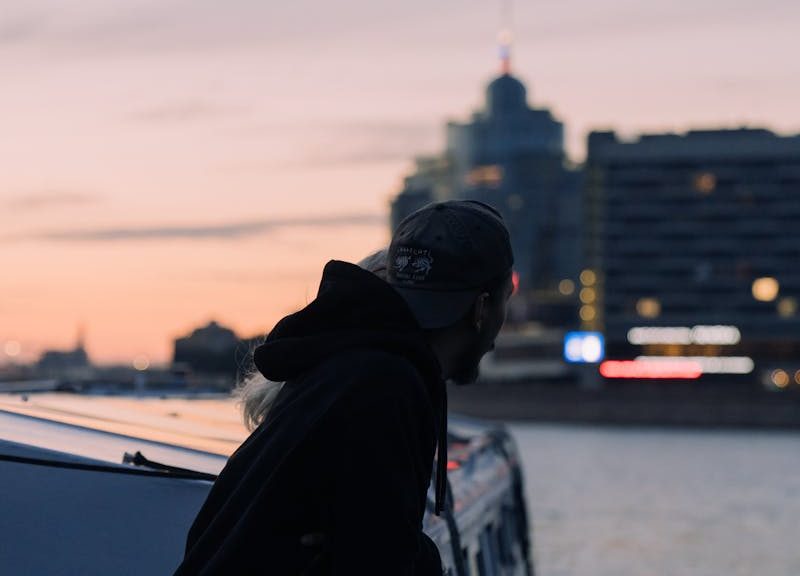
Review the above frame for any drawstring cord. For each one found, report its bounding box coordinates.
[434,382,447,516]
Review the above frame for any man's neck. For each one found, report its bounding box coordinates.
[424,328,461,381]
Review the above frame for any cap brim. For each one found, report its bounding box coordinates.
[391,286,480,330]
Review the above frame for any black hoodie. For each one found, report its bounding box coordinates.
[174,261,446,575]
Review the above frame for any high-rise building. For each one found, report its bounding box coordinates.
[389,156,452,231]
[585,128,800,386]
[391,43,582,326]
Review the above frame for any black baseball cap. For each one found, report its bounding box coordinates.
[388,200,514,329]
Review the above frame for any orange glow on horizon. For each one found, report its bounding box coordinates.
[2,223,387,364]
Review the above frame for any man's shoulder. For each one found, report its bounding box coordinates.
[320,347,430,401]
[333,347,424,381]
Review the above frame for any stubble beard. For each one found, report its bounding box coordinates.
[449,331,490,385]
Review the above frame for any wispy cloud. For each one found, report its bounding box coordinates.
[297,146,430,167]
[14,213,385,243]
[187,269,315,284]
[0,16,43,46]
[10,3,345,59]
[308,121,439,166]
[130,100,249,124]
[247,120,440,168]
[6,191,102,211]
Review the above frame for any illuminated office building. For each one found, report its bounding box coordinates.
[585,128,800,384]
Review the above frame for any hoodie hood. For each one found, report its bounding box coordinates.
[254,260,441,386]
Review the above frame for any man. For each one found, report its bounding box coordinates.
[174,200,514,575]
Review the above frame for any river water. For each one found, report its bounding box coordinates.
[509,424,800,576]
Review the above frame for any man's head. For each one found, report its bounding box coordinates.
[387,200,514,384]
[357,248,388,280]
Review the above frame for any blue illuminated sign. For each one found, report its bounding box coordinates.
[563,331,605,363]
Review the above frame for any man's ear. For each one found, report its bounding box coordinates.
[472,292,490,331]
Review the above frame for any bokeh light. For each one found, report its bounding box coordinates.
[752,277,779,302]
[133,356,150,371]
[4,341,21,357]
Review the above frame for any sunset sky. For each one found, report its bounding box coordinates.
[2,0,799,364]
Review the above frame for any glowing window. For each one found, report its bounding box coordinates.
[558,279,575,296]
[466,165,503,188]
[752,277,779,302]
[771,369,790,388]
[636,298,661,319]
[777,297,797,317]
[692,172,716,194]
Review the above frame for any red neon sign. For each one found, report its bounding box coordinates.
[599,360,702,379]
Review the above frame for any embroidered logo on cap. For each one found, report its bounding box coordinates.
[393,247,434,283]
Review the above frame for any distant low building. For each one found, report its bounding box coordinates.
[37,333,92,380]
[173,321,242,378]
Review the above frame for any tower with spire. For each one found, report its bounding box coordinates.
[36,325,91,378]
[391,18,582,327]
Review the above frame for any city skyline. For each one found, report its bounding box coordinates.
[2,0,799,364]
